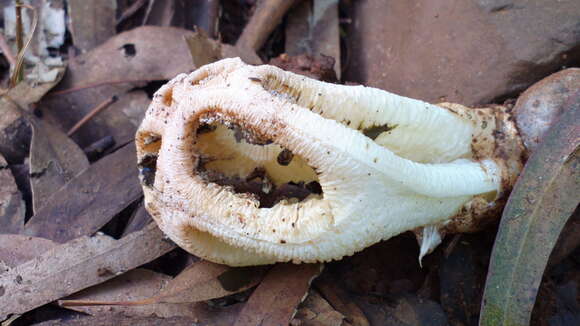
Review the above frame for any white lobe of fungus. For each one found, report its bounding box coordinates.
[136,58,525,266]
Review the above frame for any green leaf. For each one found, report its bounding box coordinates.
[479,106,580,326]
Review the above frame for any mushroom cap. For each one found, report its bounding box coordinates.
[136,58,524,266]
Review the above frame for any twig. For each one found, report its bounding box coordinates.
[67,96,118,136]
[117,0,148,26]
[14,0,24,85]
[49,78,156,96]
[236,0,297,51]
[0,33,16,66]
[142,0,156,25]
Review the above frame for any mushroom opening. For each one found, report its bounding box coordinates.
[191,118,323,209]
[136,131,162,187]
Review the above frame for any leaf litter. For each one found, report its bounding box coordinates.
[0,1,578,325]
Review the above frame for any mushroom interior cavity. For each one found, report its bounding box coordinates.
[192,118,323,209]
[136,58,524,266]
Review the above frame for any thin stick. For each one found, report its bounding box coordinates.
[0,33,16,66]
[10,3,38,88]
[142,0,156,25]
[236,0,296,51]
[49,78,155,96]
[117,0,148,26]
[67,96,118,136]
[14,0,24,85]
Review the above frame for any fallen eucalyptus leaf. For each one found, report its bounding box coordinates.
[0,154,25,234]
[122,203,152,236]
[480,105,580,326]
[61,267,241,322]
[33,314,203,326]
[67,0,116,52]
[40,26,197,148]
[60,259,266,306]
[234,263,323,326]
[29,118,89,213]
[292,290,345,326]
[24,143,142,243]
[0,223,175,321]
[0,234,56,269]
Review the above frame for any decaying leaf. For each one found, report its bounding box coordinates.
[480,101,580,325]
[355,294,448,326]
[136,58,524,266]
[315,276,370,326]
[0,234,56,269]
[0,68,65,164]
[62,267,242,323]
[61,259,267,306]
[67,0,116,52]
[0,223,175,320]
[40,26,197,147]
[24,143,142,243]
[292,290,345,326]
[29,118,89,213]
[234,263,323,326]
[0,154,25,234]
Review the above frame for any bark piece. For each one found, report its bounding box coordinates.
[0,154,25,234]
[0,223,175,320]
[29,119,89,213]
[67,0,116,52]
[24,143,141,243]
[234,263,322,326]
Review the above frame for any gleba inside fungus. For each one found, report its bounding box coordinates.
[136,58,525,266]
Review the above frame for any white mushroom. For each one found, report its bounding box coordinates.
[136,58,524,266]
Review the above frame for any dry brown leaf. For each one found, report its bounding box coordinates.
[29,118,89,213]
[0,154,25,234]
[316,276,370,326]
[61,259,267,306]
[293,290,345,326]
[62,268,242,322]
[0,223,175,320]
[67,0,116,52]
[40,26,197,147]
[24,143,142,243]
[234,263,323,326]
[0,68,65,163]
[0,234,56,269]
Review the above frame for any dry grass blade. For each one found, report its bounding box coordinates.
[0,223,175,320]
[234,263,323,326]
[10,3,37,88]
[60,259,267,307]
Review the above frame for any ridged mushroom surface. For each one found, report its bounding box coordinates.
[136,58,524,266]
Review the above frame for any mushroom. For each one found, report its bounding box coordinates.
[136,58,525,266]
